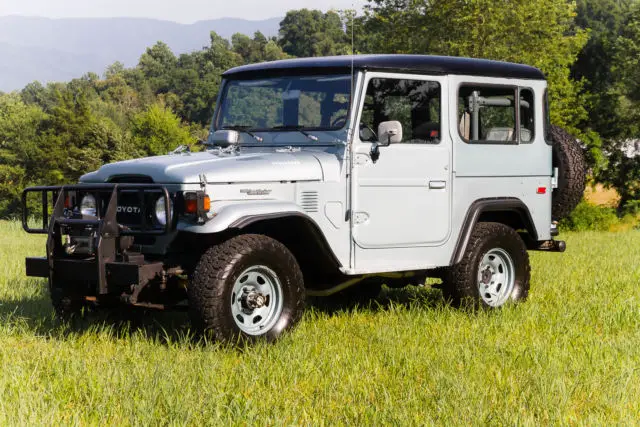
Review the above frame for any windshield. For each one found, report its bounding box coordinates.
[214,74,352,134]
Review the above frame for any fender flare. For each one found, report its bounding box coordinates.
[177,201,343,268]
[450,197,538,265]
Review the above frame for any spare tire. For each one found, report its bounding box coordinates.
[550,125,586,220]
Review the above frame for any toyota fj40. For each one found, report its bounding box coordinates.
[22,55,585,341]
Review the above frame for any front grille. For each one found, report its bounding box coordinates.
[106,176,165,230]
[116,191,148,226]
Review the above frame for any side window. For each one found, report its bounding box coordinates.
[519,88,535,143]
[359,78,441,144]
[458,86,516,143]
[543,89,552,144]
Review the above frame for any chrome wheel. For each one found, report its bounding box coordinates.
[230,265,284,335]
[477,248,515,307]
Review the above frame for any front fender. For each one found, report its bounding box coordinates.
[177,201,308,234]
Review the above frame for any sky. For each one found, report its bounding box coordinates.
[0,0,367,23]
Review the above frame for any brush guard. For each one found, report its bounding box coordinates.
[22,184,172,298]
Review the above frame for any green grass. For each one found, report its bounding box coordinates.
[0,220,639,424]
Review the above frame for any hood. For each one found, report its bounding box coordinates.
[80,150,335,184]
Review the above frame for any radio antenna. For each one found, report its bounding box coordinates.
[350,6,355,91]
[349,6,356,148]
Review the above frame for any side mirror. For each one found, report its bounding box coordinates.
[378,121,403,146]
[211,129,240,147]
[370,121,403,163]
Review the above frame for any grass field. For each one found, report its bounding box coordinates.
[1,220,639,424]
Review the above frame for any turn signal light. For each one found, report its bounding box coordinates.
[184,193,210,214]
[537,187,547,194]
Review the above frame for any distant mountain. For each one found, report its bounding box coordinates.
[0,16,282,92]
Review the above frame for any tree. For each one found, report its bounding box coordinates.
[362,0,601,168]
[279,9,350,57]
[571,0,634,142]
[613,2,640,133]
[599,3,640,212]
[170,32,242,126]
[130,104,195,156]
[0,94,47,216]
[232,32,289,64]
[138,42,177,93]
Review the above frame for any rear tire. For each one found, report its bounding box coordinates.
[444,222,530,308]
[188,234,305,342]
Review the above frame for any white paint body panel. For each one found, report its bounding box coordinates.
[80,70,554,276]
[351,73,452,248]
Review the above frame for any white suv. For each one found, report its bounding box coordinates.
[22,55,585,341]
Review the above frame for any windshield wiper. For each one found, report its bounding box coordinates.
[220,125,263,142]
[271,125,319,142]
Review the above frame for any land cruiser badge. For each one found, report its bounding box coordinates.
[240,189,272,196]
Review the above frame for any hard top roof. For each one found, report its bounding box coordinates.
[222,54,545,80]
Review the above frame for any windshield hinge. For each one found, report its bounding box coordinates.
[199,173,208,189]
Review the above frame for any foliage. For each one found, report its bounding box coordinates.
[594,2,640,209]
[232,31,289,63]
[0,94,47,215]
[131,104,195,156]
[559,200,620,231]
[599,149,640,213]
[279,9,351,57]
[0,5,639,217]
[362,0,604,169]
[572,0,633,142]
[612,2,640,137]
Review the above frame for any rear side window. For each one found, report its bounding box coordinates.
[519,88,535,143]
[458,86,516,143]
[458,85,537,144]
[543,89,552,145]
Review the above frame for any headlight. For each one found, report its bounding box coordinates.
[155,196,173,226]
[80,195,97,216]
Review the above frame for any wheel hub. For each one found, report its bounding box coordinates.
[477,247,516,307]
[481,267,493,284]
[241,289,267,311]
[230,265,284,335]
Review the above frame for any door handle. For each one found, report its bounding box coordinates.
[429,180,446,189]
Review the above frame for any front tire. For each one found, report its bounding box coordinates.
[188,234,305,342]
[444,222,530,308]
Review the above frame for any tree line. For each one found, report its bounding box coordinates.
[0,0,639,216]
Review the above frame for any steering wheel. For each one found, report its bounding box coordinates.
[330,115,348,128]
[359,122,377,142]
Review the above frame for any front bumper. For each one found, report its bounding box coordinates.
[26,257,164,291]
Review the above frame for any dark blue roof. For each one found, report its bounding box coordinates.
[222,54,545,80]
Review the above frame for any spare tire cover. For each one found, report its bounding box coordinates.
[550,125,586,220]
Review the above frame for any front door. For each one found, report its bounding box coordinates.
[351,73,451,249]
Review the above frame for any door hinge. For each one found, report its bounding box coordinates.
[354,154,371,165]
[551,167,559,189]
[353,212,369,225]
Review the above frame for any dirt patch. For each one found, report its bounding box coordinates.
[584,184,620,208]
